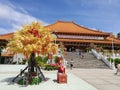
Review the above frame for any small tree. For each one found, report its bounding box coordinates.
[7,22,58,83]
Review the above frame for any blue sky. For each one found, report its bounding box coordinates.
[0,0,120,35]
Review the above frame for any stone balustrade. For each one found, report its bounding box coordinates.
[91,49,117,69]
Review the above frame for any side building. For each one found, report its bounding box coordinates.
[117,32,120,39]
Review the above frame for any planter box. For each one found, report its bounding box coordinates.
[57,73,67,83]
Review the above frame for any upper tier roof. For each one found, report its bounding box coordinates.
[45,21,110,36]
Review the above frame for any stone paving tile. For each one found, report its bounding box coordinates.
[95,84,120,90]
[83,79,109,85]
[104,79,120,85]
[0,72,97,90]
[68,69,120,90]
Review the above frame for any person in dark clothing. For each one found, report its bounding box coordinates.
[70,59,73,70]
[79,51,81,59]
[115,63,120,75]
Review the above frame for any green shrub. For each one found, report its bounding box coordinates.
[45,67,50,71]
[18,77,42,85]
[44,65,50,70]
[18,78,23,85]
[115,58,120,68]
[29,77,42,85]
[22,60,26,64]
[44,65,58,71]
[42,56,48,63]
[118,50,120,54]
[37,61,42,66]
[35,56,46,67]
[49,67,52,70]
[53,66,58,70]
[108,58,120,68]
[107,57,114,63]
[35,56,42,63]
[54,56,59,63]
[27,58,30,63]
[27,56,48,67]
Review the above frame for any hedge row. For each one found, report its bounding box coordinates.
[44,65,58,71]
[107,58,120,68]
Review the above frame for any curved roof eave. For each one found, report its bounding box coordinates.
[45,20,110,36]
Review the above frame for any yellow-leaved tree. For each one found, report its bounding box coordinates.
[7,22,58,60]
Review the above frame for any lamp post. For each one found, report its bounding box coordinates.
[112,38,114,56]
[111,37,115,69]
[0,47,1,63]
[54,30,57,44]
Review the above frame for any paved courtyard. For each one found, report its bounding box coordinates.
[0,65,120,90]
[68,68,120,90]
[0,65,97,90]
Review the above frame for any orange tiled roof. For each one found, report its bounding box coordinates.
[0,33,14,40]
[0,21,115,41]
[56,38,120,44]
[106,37,120,42]
[45,21,110,36]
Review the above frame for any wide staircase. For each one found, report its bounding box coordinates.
[64,52,109,69]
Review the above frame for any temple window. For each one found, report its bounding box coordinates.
[57,34,104,40]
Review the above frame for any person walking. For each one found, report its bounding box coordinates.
[79,51,81,59]
[70,59,73,70]
[81,51,84,59]
[115,63,120,75]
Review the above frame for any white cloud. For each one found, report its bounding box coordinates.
[11,23,22,32]
[0,2,48,34]
[0,27,14,34]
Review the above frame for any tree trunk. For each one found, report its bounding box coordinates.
[29,52,37,73]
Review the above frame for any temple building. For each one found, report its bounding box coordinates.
[0,20,120,52]
[46,21,120,51]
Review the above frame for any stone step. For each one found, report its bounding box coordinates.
[64,52,109,69]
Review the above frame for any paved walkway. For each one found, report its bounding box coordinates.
[0,70,97,90]
[0,65,120,90]
[68,68,120,90]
